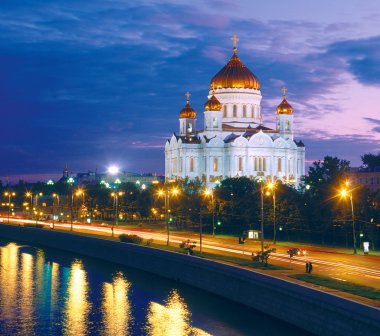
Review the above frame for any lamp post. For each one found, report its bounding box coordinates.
[260,180,264,258]
[4,191,16,224]
[267,182,277,244]
[67,177,75,231]
[35,192,43,225]
[158,186,179,246]
[75,189,85,223]
[204,189,215,237]
[340,182,357,254]
[111,192,124,225]
[52,193,60,229]
[25,192,33,214]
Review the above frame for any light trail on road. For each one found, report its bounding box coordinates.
[2,217,380,285]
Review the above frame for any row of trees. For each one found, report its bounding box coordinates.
[1,155,379,248]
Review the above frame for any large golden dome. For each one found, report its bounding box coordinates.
[276,87,293,115]
[210,49,260,90]
[204,95,222,111]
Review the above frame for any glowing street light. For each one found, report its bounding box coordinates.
[4,191,16,224]
[25,192,33,214]
[340,181,357,254]
[158,186,180,246]
[108,165,120,175]
[110,191,124,236]
[52,193,60,229]
[204,188,215,237]
[267,181,277,244]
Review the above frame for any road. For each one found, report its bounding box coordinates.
[2,216,380,291]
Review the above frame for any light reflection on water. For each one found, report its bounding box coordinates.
[0,241,306,336]
[101,272,131,336]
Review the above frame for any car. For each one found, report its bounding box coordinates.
[287,247,307,257]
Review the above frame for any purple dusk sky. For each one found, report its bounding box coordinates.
[0,0,380,182]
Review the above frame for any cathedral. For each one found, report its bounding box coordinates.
[165,36,305,187]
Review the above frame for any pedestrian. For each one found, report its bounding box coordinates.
[309,262,313,274]
[305,261,309,273]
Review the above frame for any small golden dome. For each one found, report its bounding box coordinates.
[204,95,222,111]
[180,91,196,119]
[276,87,293,115]
[210,51,260,90]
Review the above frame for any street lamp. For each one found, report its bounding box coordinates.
[204,189,215,237]
[75,189,86,223]
[67,178,75,230]
[25,191,33,215]
[52,193,60,229]
[158,186,179,246]
[267,182,277,244]
[110,191,124,227]
[260,180,264,258]
[4,191,16,224]
[340,181,357,254]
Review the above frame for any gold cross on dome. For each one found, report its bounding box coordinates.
[231,34,239,51]
[185,91,191,104]
[282,86,287,98]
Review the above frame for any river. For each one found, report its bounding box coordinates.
[0,240,310,335]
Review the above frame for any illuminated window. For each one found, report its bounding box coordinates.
[263,158,266,171]
[213,158,218,172]
[223,105,227,117]
[278,158,282,172]
[238,157,243,171]
[190,157,194,172]
[233,105,237,118]
[243,105,247,117]
[254,157,258,171]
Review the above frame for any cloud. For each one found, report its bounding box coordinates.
[1,1,380,177]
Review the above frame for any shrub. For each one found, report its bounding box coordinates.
[145,238,153,246]
[119,234,144,245]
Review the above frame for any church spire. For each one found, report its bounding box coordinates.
[63,164,69,178]
[282,86,287,99]
[230,33,239,53]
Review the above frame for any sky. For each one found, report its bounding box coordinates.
[1,0,380,182]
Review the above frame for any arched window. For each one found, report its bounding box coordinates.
[238,157,243,171]
[285,120,290,130]
[213,158,218,172]
[233,105,237,118]
[243,105,247,118]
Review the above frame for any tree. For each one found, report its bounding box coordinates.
[302,156,351,244]
[361,153,380,171]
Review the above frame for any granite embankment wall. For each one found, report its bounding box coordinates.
[0,223,379,336]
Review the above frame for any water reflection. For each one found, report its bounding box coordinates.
[0,243,19,326]
[101,272,132,335]
[63,260,91,336]
[0,242,304,336]
[20,252,35,334]
[146,289,212,336]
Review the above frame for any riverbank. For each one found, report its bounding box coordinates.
[0,223,379,336]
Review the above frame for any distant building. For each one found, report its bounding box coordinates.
[347,167,380,193]
[76,171,164,186]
